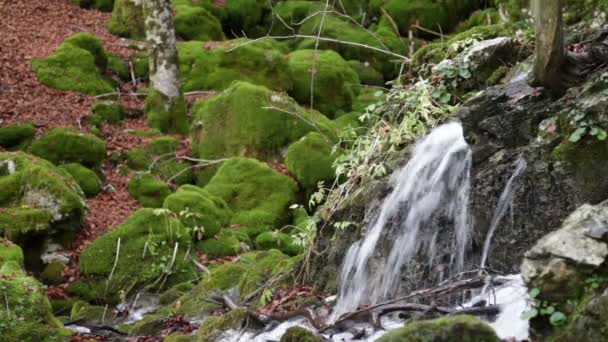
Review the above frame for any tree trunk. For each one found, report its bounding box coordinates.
[532,0,564,95]
[143,0,187,133]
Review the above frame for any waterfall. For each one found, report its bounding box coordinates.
[480,158,527,269]
[331,122,473,321]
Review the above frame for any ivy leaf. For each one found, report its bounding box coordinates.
[569,127,588,142]
[549,311,567,326]
[529,288,541,298]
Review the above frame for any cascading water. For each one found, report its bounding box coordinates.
[332,122,473,321]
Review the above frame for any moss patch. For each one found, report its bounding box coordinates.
[175,5,225,41]
[0,239,24,266]
[0,123,36,150]
[59,163,102,198]
[281,326,324,342]
[89,101,125,126]
[29,127,106,169]
[197,229,241,257]
[286,132,337,194]
[108,0,145,39]
[125,137,194,185]
[144,89,189,134]
[128,172,171,208]
[255,231,302,256]
[377,315,500,342]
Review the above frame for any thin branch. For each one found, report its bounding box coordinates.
[262,105,331,143]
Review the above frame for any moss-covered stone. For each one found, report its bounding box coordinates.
[163,185,232,239]
[377,315,500,342]
[287,49,360,117]
[255,231,302,256]
[175,5,225,41]
[32,33,115,95]
[59,163,102,198]
[286,132,337,193]
[159,281,195,305]
[0,152,86,241]
[198,229,241,257]
[196,308,247,341]
[0,239,24,266]
[125,137,194,185]
[125,313,165,335]
[281,326,324,342]
[108,53,130,80]
[79,208,195,299]
[192,82,337,180]
[89,101,125,126]
[144,89,189,134]
[128,172,171,208]
[204,158,298,237]
[133,53,150,80]
[179,39,292,93]
[40,261,65,285]
[29,127,106,169]
[348,60,385,86]
[108,0,145,39]
[72,0,114,12]
[70,300,115,325]
[219,0,270,37]
[125,147,151,170]
[0,261,69,341]
[0,123,36,150]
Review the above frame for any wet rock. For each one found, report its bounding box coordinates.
[281,326,324,342]
[376,315,500,342]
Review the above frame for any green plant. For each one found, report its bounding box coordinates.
[522,288,568,327]
[568,110,608,142]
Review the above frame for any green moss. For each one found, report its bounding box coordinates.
[286,132,337,193]
[108,0,145,39]
[79,208,195,298]
[175,5,225,41]
[32,33,115,96]
[108,53,130,80]
[0,123,36,149]
[265,1,326,36]
[144,89,188,134]
[198,230,241,257]
[255,231,302,256]
[487,65,509,86]
[163,185,232,238]
[165,333,196,342]
[148,136,179,155]
[126,314,165,336]
[0,262,67,341]
[128,172,171,208]
[40,261,65,285]
[59,163,102,197]
[125,138,193,185]
[412,43,449,70]
[204,158,298,237]
[159,281,195,305]
[192,82,336,179]
[348,60,385,86]
[459,8,502,30]
[0,239,24,266]
[29,127,107,168]
[179,39,292,93]
[281,326,324,342]
[71,0,114,12]
[384,0,450,35]
[377,315,500,342]
[70,301,114,324]
[0,208,52,242]
[133,54,149,80]
[89,101,125,126]
[220,0,270,37]
[197,308,247,341]
[125,148,151,170]
[447,24,511,44]
[287,49,360,117]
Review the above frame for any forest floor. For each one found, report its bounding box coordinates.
[0,0,182,289]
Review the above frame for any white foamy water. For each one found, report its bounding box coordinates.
[332,122,473,321]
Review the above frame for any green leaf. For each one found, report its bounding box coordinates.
[569,127,588,142]
[529,288,541,298]
[459,68,471,79]
[545,306,555,315]
[550,311,567,326]
[597,129,607,141]
[439,93,451,104]
[521,308,538,320]
[591,127,601,136]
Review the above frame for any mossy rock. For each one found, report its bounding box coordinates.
[125,147,151,170]
[71,0,114,12]
[198,229,241,257]
[59,163,102,198]
[0,123,36,150]
[297,15,409,79]
[29,127,107,169]
[40,261,65,285]
[144,89,189,134]
[348,60,385,86]
[125,137,194,185]
[196,307,247,341]
[108,53,130,80]
[0,261,69,340]
[376,315,500,342]
[159,281,195,305]
[286,132,337,194]
[133,53,150,80]
[191,81,337,180]
[175,250,294,317]
[128,172,171,208]
[287,49,360,117]
[0,152,86,240]
[175,5,225,41]
[163,185,232,239]
[148,136,180,155]
[255,231,302,256]
[79,208,195,299]
[0,239,24,266]
[281,326,324,342]
[219,0,270,37]
[32,33,115,95]
[264,1,327,36]
[125,313,165,336]
[179,39,292,93]
[89,101,125,126]
[108,0,145,39]
[204,157,298,237]
[70,300,116,325]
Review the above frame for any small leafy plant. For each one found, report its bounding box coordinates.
[568,110,607,142]
[522,288,568,327]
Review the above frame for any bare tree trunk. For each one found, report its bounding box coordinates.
[143,0,187,133]
[532,0,564,95]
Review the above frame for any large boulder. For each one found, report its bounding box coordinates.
[286,132,338,194]
[377,315,500,342]
[174,5,225,41]
[29,127,107,169]
[32,33,115,95]
[78,208,195,300]
[287,49,360,117]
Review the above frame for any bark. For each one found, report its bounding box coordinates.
[143,0,181,101]
[532,0,564,95]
